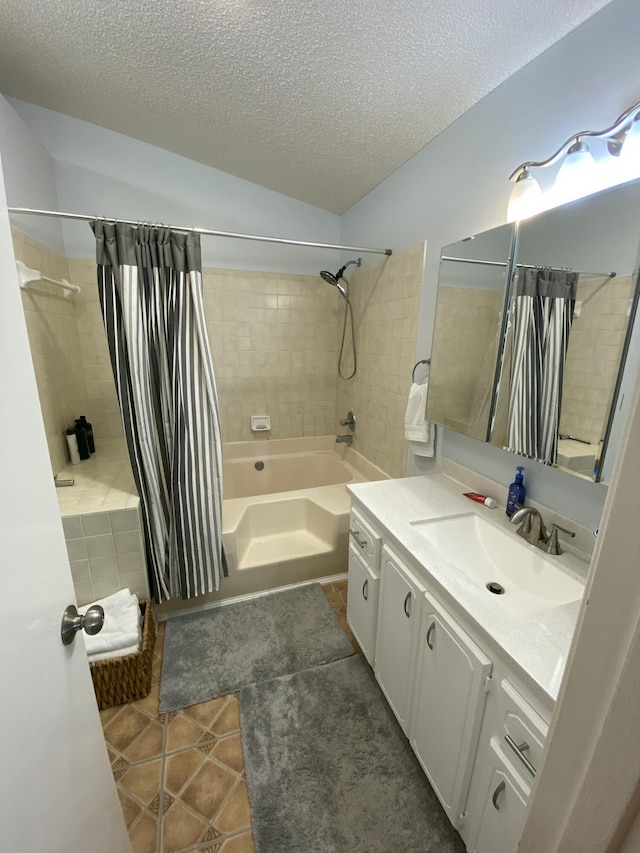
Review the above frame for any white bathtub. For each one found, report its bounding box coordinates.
[217,436,387,601]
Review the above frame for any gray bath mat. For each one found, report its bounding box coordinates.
[240,655,465,853]
[159,584,353,713]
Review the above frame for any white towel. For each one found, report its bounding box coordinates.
[404,382,435,457]
[80,589,141,656]
[88,643,140,663]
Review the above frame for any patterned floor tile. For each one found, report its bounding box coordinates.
[128,812,159,853]
[161,800,212,853]
[218,832,255,852]
[118,758,163,809]
[213,780,252,835]
[104,704,156,754]
[210,733,244,774]
[178,756,237,823]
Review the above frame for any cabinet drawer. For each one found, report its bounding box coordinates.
[346,545,379,665]
[348,507,382,572]
[495,679,548,782]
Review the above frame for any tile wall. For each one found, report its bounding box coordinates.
[15,232,427,485]
[201,268,339,442]
[62,506,150,604]
[67,257,127,449]
[560,274,635,443]
[12,230,89,475]
[335,242,426,478]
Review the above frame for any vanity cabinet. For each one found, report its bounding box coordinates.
[346,507,382,666]
[461,678,548,852]
[410,590,493,827]
[467,739,530,853]
[346,545,379,664]
[374,544,425,733]
[347,492,556,853]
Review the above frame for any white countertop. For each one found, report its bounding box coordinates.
[347,473,589,704]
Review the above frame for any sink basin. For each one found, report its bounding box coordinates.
[410,513,584,617]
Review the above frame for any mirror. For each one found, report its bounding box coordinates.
[427,178,640,482]
[426,224,515,441]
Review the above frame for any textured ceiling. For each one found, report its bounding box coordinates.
[0,0,613,213]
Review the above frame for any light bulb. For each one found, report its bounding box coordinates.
[619,117,640,182]
[507,169,544,222]
[552,140,597,205]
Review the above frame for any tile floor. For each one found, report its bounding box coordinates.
[100,580,358,853]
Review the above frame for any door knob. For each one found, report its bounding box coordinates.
[61,604,105,646]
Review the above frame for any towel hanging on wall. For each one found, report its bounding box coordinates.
[404,380,435,457]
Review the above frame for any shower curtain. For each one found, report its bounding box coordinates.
[507,267,578,465]
[92,221,226,602]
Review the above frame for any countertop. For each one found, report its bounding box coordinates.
[347,473,589,704]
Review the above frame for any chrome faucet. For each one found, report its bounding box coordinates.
[336,434,353,445]
[509,506,547,547]
[509,506,575,554]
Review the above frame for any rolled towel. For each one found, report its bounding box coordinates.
[81,589,141,656]
[88,643,140,663]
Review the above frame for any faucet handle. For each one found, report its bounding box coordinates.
[542,523,575,556]
[340,410,356,430]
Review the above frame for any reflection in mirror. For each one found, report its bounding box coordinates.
[426,224,515,440]
[490,179,640,480]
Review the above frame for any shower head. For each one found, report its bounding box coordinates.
[320,269,340,286]
[319,258,361,299]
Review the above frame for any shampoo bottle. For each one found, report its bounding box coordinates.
[506,466,526,517]
[74,419,91,460]
[79,415,95,453]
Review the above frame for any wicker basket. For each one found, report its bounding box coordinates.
[89,600,156,710]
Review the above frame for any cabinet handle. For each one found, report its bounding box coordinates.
[505,734,536,777]
[492,780,506,810]
[349,528,367,549]
[403,591,411,618]
[362,579,368,601]
[426,621,435,649]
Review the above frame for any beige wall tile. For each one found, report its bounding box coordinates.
[13,230,89,475]
[560,275,633,444]
[17,235,423,480]
[336,242,426,478]
[202,267,340,443]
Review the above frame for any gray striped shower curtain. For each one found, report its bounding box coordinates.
[507,267,578,465]
[92,222,225,602]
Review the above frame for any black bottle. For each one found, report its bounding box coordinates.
[79,415,95,453]
[74,419,91,460]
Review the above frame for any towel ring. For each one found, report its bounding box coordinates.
[412,359,430,383]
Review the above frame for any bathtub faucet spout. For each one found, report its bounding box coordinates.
[336,434,353,445]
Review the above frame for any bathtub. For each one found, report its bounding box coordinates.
[218,436,388,601]
[58,433,387,612]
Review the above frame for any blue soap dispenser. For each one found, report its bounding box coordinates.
[506,466,526,517]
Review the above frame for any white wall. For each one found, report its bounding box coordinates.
[0,95,64,253]
[341,0,640,529]
[7,99,343,275]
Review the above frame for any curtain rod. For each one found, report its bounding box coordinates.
[441,255,616,278]
[7,207,393,257]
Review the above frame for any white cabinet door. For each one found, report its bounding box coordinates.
[470,739,530,853]
[375,545,424,733]
[410,590,493,826]
[346,546,379,665]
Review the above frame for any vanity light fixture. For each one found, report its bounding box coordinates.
[507,98,640,221]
